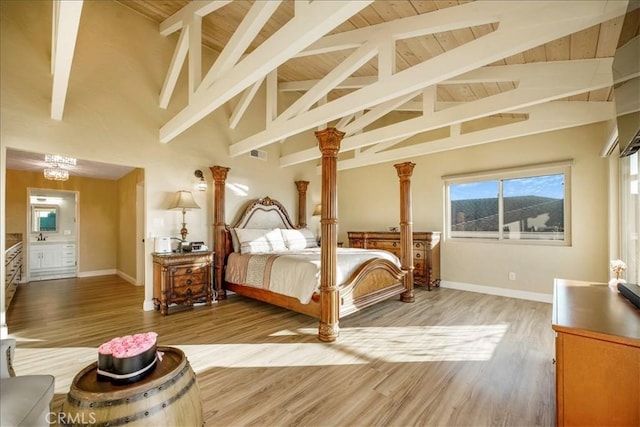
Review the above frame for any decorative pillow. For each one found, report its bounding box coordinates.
[281,228,318,250]
[235,228,287,254]
[230,228,241,253]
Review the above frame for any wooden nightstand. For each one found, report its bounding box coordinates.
[152,251,213,315]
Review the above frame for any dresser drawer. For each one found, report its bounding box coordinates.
[349,238,363,248]
[61,259,76,267]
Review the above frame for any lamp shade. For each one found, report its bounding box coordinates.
[169,190,200,210]
[312,204,322,216]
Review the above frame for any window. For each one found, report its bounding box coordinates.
[445,162,571,244]
[620,151,638,284]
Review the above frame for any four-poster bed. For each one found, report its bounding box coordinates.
[211,128,416,341]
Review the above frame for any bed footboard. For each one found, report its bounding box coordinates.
[339,258,408,317]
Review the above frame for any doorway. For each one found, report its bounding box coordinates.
[27,188,78,281]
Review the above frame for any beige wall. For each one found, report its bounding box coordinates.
[117,169,143,281]
[5,169,119,273]
[338,123,610,295]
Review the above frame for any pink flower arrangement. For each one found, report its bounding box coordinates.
[98,332,158,359]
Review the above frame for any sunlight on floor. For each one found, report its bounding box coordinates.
[11,324,508,392]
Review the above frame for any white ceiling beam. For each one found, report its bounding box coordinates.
[378,36,395,79]
[199,1,282,91]
[188,16,202,101]
[333,102,615,171]
[50,0,83,120]
[367,135,411,155]
[159,27,189,109]
[266,70,278,129]
[343,91,420,135]
[160,0,232,36]
[294,0,310,16]
[231,1,625,157]
[316,95,328,131]
[229,78,264,129]
[276,41,379,123]
[279,76,377,92]
[296,0,500,58]
[335,113,357,130]
[277,62,531,93]
[340,59,613,152]
[160,0,373,143]
[279,59,613,166]
[423,86,436,116]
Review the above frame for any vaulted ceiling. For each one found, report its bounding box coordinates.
[55,1,639,171]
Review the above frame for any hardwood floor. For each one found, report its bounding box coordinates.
[6,275,555,426]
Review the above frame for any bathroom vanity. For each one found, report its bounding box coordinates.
[29,241,76,280]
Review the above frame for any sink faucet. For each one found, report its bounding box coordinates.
[38,233,43,241]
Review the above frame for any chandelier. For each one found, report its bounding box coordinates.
[45,153,76,166]
[44,165,69,181]
[43,153,76,181]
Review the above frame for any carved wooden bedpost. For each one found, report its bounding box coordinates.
[315,127,344,342]
[394,162,415,303]
[210,165,230,300]
[294,180,309,228]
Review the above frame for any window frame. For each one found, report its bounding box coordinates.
[443,160,572,246]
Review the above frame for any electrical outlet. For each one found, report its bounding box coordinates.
[508,272,516,281]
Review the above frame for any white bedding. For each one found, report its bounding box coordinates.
[225,247,401,304]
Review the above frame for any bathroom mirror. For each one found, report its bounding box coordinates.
[31,205,58,232]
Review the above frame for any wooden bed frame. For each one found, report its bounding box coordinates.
[211,128,417,342]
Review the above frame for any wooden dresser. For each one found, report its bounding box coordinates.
[4,240,23,310]
[347,231,440,290]
[552,279,640,426]
[152,251,214,315]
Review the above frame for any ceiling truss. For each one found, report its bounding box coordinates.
[49,0,633,171]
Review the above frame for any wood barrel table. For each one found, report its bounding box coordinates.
[61,347,202,426]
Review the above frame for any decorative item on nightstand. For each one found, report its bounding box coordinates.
[169,190,200,241]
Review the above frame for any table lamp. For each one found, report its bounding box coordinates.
[169,190,200,241]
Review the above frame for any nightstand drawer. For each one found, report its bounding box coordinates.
[169,284,208,299]
[171,264,207,277]
[172,272,206,288]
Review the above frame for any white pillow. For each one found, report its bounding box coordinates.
[235,228,287,254]
[281,228,318,250]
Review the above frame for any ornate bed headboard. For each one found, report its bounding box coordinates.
[232,197,297,230]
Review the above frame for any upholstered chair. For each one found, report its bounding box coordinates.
[1,338,55,426]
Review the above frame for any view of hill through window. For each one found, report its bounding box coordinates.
[450,174,564,240]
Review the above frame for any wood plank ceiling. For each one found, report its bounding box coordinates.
[111,1,639,170]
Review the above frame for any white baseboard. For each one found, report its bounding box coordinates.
[117,270,139,286]
[143,300,156,311]
[440,280,552,304]
[77,269,117,278]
